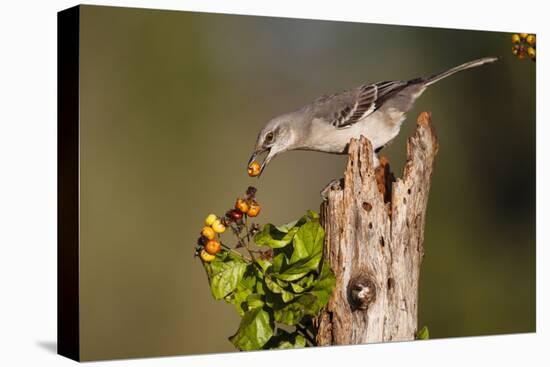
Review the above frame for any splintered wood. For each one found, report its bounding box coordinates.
[315,112,439,345]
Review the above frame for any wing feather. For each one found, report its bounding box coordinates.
[313,80,409,129]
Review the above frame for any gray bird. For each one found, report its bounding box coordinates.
[248,57,497,175]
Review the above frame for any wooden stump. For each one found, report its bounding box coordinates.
[315,112,439,345]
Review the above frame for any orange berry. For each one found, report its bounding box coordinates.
[235,198,249,213]
[247,202,261,217]
[248,161,261,177]
[205,240,221,255]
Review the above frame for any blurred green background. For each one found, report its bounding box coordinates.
[78,5,535,361]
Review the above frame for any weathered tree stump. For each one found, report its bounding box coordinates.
[315,112,439,345]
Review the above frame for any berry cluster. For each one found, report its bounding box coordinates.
[512,33,536,62]
[197,214,226,262]
[195,186,264,263]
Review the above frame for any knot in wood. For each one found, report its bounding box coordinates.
[349,274,377,311]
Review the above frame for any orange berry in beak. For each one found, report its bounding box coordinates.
[248,161,261,177]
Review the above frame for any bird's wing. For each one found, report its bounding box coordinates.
[313,80,409,129]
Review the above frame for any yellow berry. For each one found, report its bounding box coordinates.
[200,249,216,262]
[512,45,519,56]
[526,34,536,46]
[528,47,536,59]
[511,34,521,44]
[212,219,226,234]
[201,226,215,240]
[205,240,221,255]
[519,33,528,40]
[205,214,217,226]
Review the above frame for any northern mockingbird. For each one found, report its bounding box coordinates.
[248,57,497,175]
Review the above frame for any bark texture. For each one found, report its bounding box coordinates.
[315,112,439,345]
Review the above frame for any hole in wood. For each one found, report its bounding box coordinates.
[380,236,385,247]
[387,277,395,290]
[403,197,407,204]
[362,202,372,212]
[368,222,373,229]
[407,188,411,195]
[348,274,377,311]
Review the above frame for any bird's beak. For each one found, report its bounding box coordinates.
[248,147,275,177]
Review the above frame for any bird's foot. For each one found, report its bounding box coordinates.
[321,178,344,201]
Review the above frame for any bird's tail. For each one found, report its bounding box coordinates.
[422,57,498,87]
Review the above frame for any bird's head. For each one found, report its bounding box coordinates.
[247,113,300,176]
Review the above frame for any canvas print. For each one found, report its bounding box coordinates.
[58,4,535,361]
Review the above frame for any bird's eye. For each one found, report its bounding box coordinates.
[265,132,274,143]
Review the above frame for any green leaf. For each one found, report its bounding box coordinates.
[309,262,336,309]
[274,210,319,233]
[417,326,430,340]
[256,258,272,272]
[225,290,250,316]
[255,279,266,295]
[246,294,265,310]
[263,330,307,349]
[279,334,306,349]
[290,274,315,293]
[229,308,273,351]
[275,278,289,288]
[271,253,285,273]
[272,262,335,326]
[289,220,324,265]
[268,220,325,282]
[209,250,242,274]
[275,220,300,233]
[210,260,247,300]
[273,294,317,325]
[224,267,257,315]
[305,210,320,220]
[254,223,298,249]
[265,276,296,303]
[274,255,323,282]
